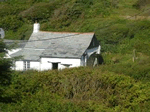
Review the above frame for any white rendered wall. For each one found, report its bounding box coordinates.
[41,58,81,71]
[14,61,40,71]
[30,62,40,70]
[33,23,40,33]
[97,45,101,54]
[15,61,23,71]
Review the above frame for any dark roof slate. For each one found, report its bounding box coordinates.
[3,39,26,48]
[10,31,94,60]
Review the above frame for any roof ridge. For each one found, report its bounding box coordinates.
[39,31,94,35]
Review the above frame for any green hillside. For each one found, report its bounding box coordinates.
[1,0,150,111]
[1,0,150,53]
[0,0,145,39]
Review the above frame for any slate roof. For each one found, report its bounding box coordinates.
[3,39,26,48]
[10,31,95,61]
[11,49,44,61]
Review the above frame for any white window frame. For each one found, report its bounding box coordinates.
[23,61,30,71]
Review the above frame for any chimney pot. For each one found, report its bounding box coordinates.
[33,23,40,33]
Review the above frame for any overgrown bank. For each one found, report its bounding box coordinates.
[0,67,150,112]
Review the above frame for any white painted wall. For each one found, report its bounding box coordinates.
[97,45,101,54]
[14,61,40,71]
[41,58,81,71]
[13,46,101,71]
[15,61,23,71]
[30,61,40,70]
[33,23,40,33]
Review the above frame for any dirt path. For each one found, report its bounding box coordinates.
[121,16,150,20]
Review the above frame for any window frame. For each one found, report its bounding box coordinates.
[23,61,30,71]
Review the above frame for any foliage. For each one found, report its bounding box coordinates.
[0,40,12,100]
[19,2,56,22]
[0,67,149,111]
[133,0,150,9]
[0,16,23,32]
[1,0,150,111]
[0,0,123,39]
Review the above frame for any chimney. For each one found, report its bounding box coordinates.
[33,22,40,33]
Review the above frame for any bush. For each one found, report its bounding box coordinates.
[19,2,56,21]
[0,4,27,17]
[0,40,12,101]
[0,16,23,31]
[133,0,150,9]
[2,67,149,111]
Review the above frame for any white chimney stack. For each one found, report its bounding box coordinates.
[33,23,40,33]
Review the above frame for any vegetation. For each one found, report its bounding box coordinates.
[0,40,12,101]
[0,0,150,111]
[0,67,150,112]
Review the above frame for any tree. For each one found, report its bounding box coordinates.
[0,40,12,100]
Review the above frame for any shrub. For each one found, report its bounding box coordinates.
[19,2,56,21]
[0,16,23,31]
[3,67,150,111]
[133,0,150,9]
[0,4,27,17]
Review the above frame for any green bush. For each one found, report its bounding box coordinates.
[2,67,149,111]
[0,4,27,17]
[0,40,12,102]
[0,16,23,31]
[19,2,56,21]
[133,0,150,9]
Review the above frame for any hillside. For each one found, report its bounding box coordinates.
[0,0,146,39]
[1,0,150,53]
[1,0,150,111]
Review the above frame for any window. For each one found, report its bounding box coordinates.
[62,64,70,68]
[27,61,30,69]
[23,61,30,71]
[52,63,58,69]
[23,61,26,71]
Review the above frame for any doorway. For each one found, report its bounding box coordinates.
[52,63,58,69]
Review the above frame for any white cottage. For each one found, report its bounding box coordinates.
[9,23,101,71]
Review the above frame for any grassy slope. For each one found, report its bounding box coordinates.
[0,0,139,39]
[1,0,150,111]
